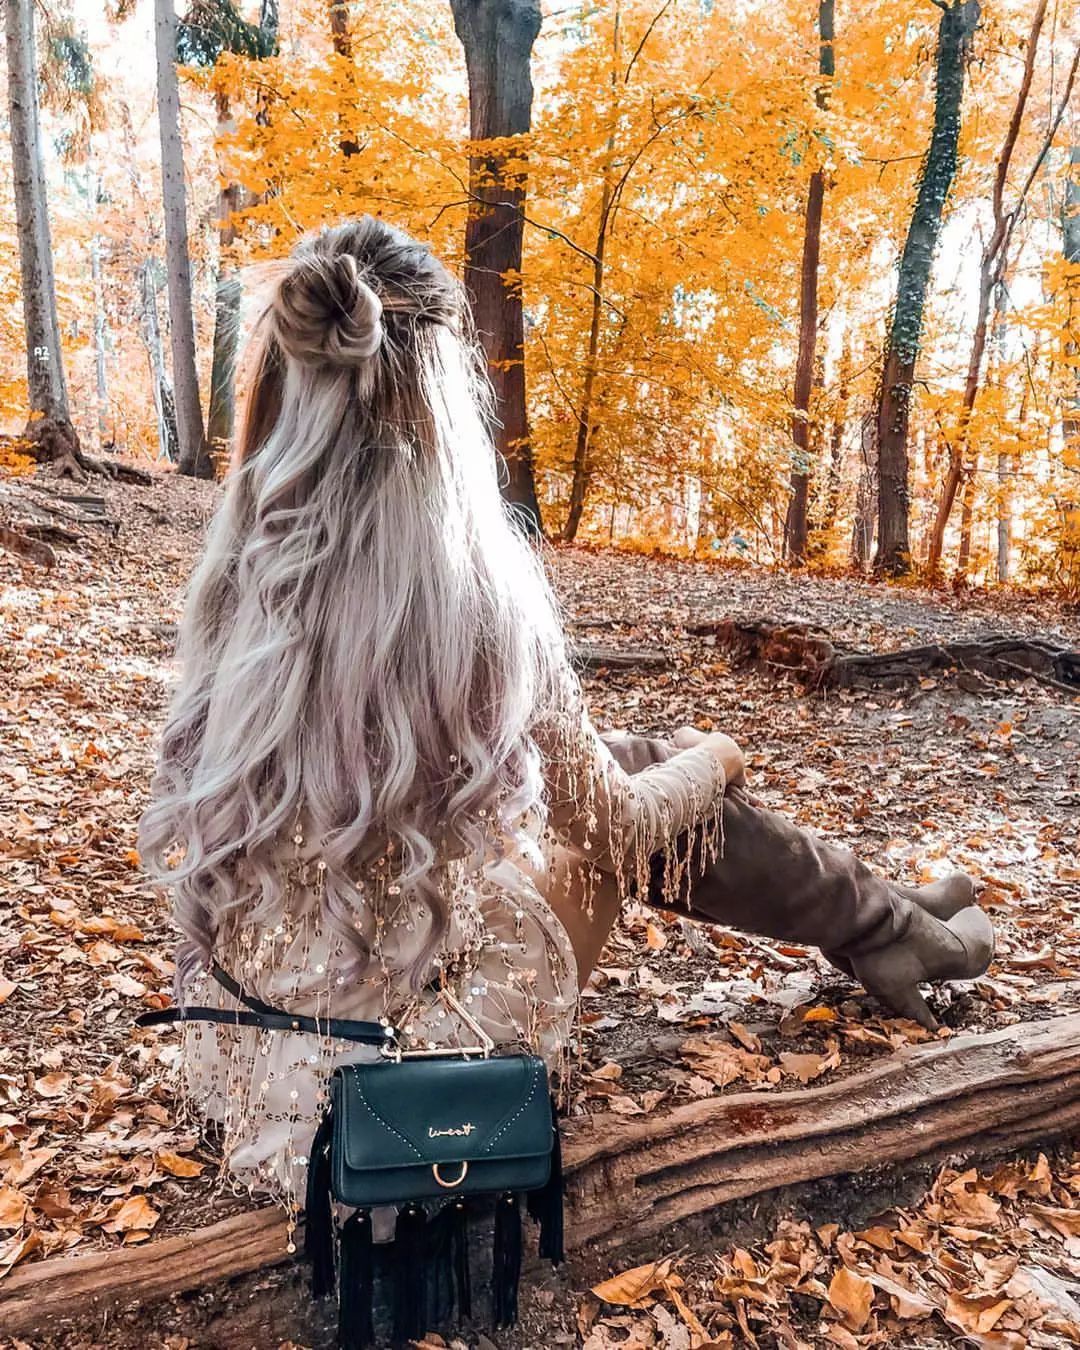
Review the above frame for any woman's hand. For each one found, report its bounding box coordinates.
[674,726,746,787]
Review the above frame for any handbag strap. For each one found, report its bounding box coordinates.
[135,962,399,1048]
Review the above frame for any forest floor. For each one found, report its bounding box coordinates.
[1,467,1080,1349]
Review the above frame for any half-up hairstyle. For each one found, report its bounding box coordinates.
[139,217,576,993]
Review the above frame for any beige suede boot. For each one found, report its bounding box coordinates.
[602,731,994,1030]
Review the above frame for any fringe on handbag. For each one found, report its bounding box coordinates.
[137,965,565,1348]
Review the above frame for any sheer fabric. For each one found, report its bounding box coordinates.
[167,689,727,1227]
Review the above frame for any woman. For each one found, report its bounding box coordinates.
[138,217,741,1222]
[139,218,994,1236]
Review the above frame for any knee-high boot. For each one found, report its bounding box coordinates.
[602,732,994,1029]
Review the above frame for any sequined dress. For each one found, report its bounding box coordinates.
[168,690,727,1226]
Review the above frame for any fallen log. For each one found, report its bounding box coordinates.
[565,1011,1080,1248]
[23,488,121,534]
[0,1208,291,1337]
[574,643,673,673]
[692,617,1080,695]
[4,1013,1080,1337]
[12,518,82,547]
[0,522,55,567]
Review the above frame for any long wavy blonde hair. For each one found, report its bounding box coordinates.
[138,218,574,992]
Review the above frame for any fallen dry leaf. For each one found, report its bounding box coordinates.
[0,1229,42,1277]
[1029,1206,1080,1239]
[0,1187,28,1230]
[155,1151,205,1179]
[99,1194,160,1235]
[32,1072,71,1099]
[593,1257,677,1308]
[778,1051,832,1084]
[945,1291,1013,1336]
[827,1265,874,1331]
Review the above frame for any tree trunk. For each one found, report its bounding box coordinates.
[450,0,544,535]
[562,7,621,544]
[784,0,834,566]
[996,451,1012,582]
[956,287,1011,578]
[958,46,1080,580]
[4,0,71,429]
[139,261,180,462]
[6,1012,1080,1343]
[206,0,279,472]
[851,411,877,569]
[783,169,823,565]
[560,222,607,541]
[872,0,979,577]
[328,0,351,56]
[90,231,110,446]
[327,0,359,155]
[926,254,993,578]
[154,0,211,479]
[1064,145,1080,486]
[1060,151,1080,595]
[957,445,979,573]
[206,89,243,467]
[813,333,850,552]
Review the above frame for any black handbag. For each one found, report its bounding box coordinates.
[137,966,564,1349]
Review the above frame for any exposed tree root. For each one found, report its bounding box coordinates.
[691,617,1080,695]
[12,418,154,485]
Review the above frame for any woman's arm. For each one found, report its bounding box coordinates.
[534,693,734,876]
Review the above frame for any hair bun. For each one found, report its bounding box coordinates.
[272,250,383,370]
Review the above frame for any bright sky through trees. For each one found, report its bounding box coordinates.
[2,0,1077,586]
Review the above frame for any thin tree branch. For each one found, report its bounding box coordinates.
[623,0,674,85]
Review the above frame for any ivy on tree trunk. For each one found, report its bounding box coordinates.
[873,0,979,577]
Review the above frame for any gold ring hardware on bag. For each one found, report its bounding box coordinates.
[432,1160,468,1188]
[381,988,496,1063]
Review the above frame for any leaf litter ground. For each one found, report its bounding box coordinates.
[1,470,1079,1348]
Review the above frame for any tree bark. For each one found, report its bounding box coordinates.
[206,89,243,467]
[205,1,278,471]
[562,6,622,543]
[559,198,608,542]
[784,0,834,566]
[154,0,211,479]
[90,222,110,447]
[812,333,849,552]
[450,0,544,535]
[851,411,877,569]
[1063,145,1080,509]
[957,290,1010,576]
[995,450,1012,582]
[328,0,351,56]
[872,0,979,577]
[4,0,71,429]
[139,261,180,462]
[328,0,360,155]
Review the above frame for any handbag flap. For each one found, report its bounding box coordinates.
[334,1054,551,1172]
